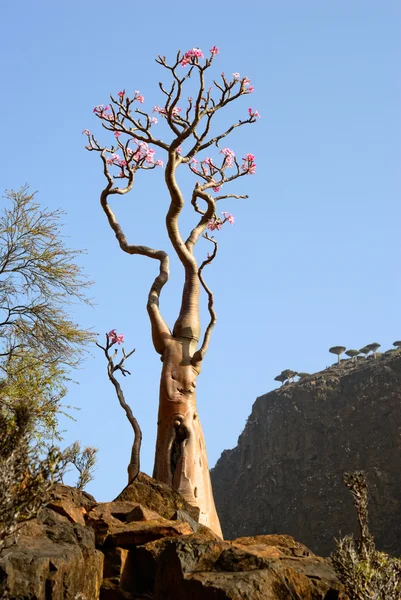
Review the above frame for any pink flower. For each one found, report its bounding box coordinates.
[241,153,257,175]
[232,72,241,80]
[114,131,121,137]
[207,219,223,231]
[134,90,144,103]
[220,147,235,168]
[213,186,221,192]
[243,77,251,86]
[176,146,182,154]
[108,329,124,345]
[153,105,181,119]
[118,90,125,98]
[82,129,90,136]
[181,47,204,67]
[93,104,109,114]
[155,159,164,167]
[248,108,261,118]
[222,212,235,225]
[210,46,219,55]
[153,105,165,114]
[247,86,255,93]
[150,117,158,124]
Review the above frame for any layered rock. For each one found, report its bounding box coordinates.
[211,350,401,557]
[0,475,347,599]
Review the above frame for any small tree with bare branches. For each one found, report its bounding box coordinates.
[96,331,140,484]
[84,47,260,535]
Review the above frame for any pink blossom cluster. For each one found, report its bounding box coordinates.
[127,139,163,167]
[108,329,124,345]
[153,105,181,118]
[93,104,110,114]
[207,212,235,231]
[220,148,235,168]
[106,153,127,167]
[210,46,219,55]
[192,156,217,177]
[207,219,223,231]
[181,47,204,67]
[241,153,256,175]
[82,129,90,136]
[243,77,254,93]
[134,90,144,104]
[232,74,254,93]
[222,211,235,224]
[117,90,144,103]
[248,108,261,119]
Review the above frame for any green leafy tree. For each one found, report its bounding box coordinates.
[0,186,94,439]
[62,441,98,491]
[0,405,64,555]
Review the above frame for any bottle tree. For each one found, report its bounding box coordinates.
[84,46,260,537]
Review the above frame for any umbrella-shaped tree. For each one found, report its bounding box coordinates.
[274,373,287,386]
[84,47,260,537]
[365,343,381,358]
[345,349,360,361]
[329,346,346,364]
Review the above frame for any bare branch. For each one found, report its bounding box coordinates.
[96,334,141,483]
[192,234,218,367]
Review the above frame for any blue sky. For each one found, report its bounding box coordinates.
[1,1,400,500]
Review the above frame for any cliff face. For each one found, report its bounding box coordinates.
[211,350,401,557]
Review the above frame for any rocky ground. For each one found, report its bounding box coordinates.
[0,475,347,599]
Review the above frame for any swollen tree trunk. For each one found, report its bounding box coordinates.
[153,336,222,537]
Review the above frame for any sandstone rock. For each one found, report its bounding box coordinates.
[115,471,200,522]
[150,534,346,599]
[0,477,348,599]
[86,501,145,545]
[126,504,162,522]
[106,518,193,547]
[46,483,96,526]
[0,507,103,600]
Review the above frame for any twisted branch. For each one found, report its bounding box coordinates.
[96,334,140,483]
[192,234,218,367]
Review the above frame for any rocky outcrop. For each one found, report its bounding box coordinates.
[211,350,401,557]
[0,489,103,600]
[0,476,347,599]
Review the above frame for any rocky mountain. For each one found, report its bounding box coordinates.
[211,350,401,557]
